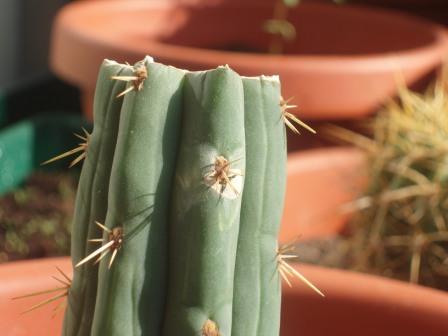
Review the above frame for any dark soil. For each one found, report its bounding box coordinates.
[0,171,78,263]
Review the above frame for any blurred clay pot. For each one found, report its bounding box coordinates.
[50,0,448,120]
[0,257,71,336]
[2,257,448,336]
[280,262,448,336]
[280,146,366,241]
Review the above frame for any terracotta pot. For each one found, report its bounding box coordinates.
[280,146,366,242]
[350,0,446,6]
[344,0,448,25]
[0,257,71,336]
[2,257,448,335]
[50,0,448,120]
[280,263,448,336]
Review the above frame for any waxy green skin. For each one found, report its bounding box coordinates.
[163,67,245,336]
[91,58,185,336]
[64,59,287,336]
[232,77,286,336]
[63,60,131,336]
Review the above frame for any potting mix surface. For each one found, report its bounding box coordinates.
[0,171,77,262]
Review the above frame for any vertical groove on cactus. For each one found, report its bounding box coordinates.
[62,60,132,336]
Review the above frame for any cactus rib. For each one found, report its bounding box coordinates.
[163,66,245,336]
[91,57,186,336]
[231,76,286,336]
[62,60,132,336]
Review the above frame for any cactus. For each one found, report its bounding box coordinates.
[328,80,448,291]
[29,56,318,335]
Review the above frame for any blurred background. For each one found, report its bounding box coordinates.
[2,2,448,334]
[2,0,448,288]
[0,0,448,268]
[1,0,448,89]
[0,0,67,88]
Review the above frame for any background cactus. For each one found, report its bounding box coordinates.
[38,56,314,335]
[329,78,448,291]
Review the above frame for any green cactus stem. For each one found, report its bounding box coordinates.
[45,56,321,336]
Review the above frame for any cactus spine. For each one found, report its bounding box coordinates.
[51,57,311,335]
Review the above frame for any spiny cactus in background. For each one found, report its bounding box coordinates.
[18,56,318,335]
[329,79,448,290]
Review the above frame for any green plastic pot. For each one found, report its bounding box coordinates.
[0,114,90,195]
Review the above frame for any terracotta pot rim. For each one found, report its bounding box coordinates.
[51,0,448,119]
[2,257,447,310]
[2,257,448,335]
[57,0,448,71]
[286,146,364,174]
[290,262,448,303]
[0,257,71,296]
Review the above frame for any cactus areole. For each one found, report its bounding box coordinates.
[49,56,317,336]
